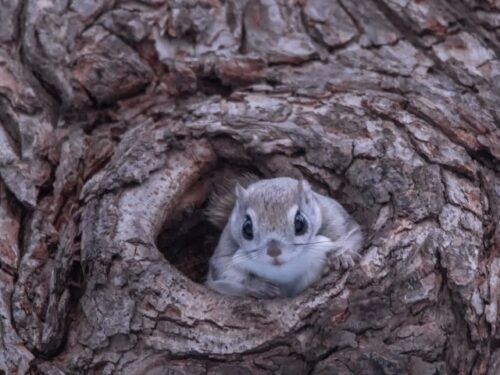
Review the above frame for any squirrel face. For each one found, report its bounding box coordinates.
[228,177,326,284]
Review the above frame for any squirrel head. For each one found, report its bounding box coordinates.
[229,177,328,283]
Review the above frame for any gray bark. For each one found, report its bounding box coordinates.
[1,0,500,374]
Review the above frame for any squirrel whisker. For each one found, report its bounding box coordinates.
[292,240,335,246]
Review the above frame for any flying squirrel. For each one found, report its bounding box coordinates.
[205,176,363,298]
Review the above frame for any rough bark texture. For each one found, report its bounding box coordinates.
[1,0,500,374]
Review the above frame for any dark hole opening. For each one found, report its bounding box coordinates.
[156,203,218,282]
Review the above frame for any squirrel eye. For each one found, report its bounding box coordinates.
[294,211,308,236]
[242,215,253,240]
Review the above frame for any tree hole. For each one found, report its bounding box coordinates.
[156,148,377,286]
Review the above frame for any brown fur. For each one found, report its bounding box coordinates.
[244,179,299,228]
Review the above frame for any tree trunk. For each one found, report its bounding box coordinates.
[1,0,500,374]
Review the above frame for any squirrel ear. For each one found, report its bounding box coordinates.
[297,179,312,205]
[235,183,248,200]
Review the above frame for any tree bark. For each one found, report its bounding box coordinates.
[1,0,500,374]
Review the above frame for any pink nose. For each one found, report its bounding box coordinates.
[267,244,282,258]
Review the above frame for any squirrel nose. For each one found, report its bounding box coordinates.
[267,241,282,258]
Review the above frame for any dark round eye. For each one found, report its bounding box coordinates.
[242,215,253,240]
[294,211,308,236]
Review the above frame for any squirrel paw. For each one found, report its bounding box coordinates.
[247,281,281,299]
[327,252,359,270]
